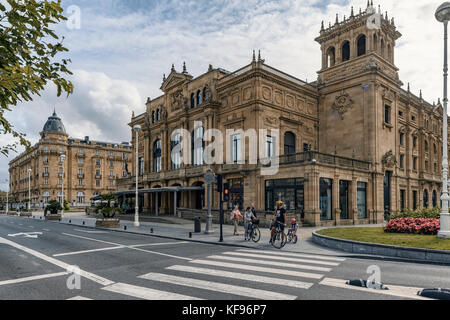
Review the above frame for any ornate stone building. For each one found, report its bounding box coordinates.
[9,111,132,209]
[119,3,447,226]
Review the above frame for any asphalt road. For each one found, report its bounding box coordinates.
[0,215,449,301]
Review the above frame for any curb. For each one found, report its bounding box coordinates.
[312,231,450,265]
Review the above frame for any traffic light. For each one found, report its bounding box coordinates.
[223,183,230,202]
[216,174,223,193]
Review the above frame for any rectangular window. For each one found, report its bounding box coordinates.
[110,171,114,177]
[96,159,101,166]
[96,170,101,177]
[96,180,100,187]
[44,167,49,174]
[78,158,84,165]
[400,155,404,169]
[232,134,242,163]
[412,191,418,210]
[139,157,145,175]
[384,105,391,124]
[400,133,404,146]
[266,136,275,158]
[339,181,350,220]
[400,190,406,212]
[44,179,48,185]
[357,182,367,219]
[320,178,333,221]
[110,181,114,187]
[413,157,418,170]
[265,178,304,215]
[79,179,83,186]
[78,149,84,155]
[110,161,114,168]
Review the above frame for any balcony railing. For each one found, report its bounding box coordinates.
[78,174,85,179]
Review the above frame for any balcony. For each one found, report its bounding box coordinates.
[95,175,102,180]
[78,174,85,179]
[109,175,115,180]
[76,153,86,159]
[42,173,49,178]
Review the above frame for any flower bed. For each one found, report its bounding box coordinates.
[384,218,440,235]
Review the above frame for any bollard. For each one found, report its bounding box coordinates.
[189,232,192,239]
[124,226,127,230]
[150,228,154,234]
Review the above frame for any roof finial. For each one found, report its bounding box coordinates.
[438,98,442,105]
[378,5,381,14]
[163,73,166,81]
[407,82,410,92]
[252,50,256,62]
[183,61,187,73]
[391,17,395,26]
[359,7,362,14]
[367,0,370,8]
[321,20,324,31]
[258,50,262,61]
[371,0,374,7]
[351,6,354,17]
[385,11,388,20]
[420,89,423,100]
[171,64,175,72]
[335,13,339,25]
[53,107,56,116]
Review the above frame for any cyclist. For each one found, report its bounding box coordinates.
[244,207,256,240]
[288,218,299,238]
[270,201,287,244]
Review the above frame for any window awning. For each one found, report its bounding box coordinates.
[114,186,204,197]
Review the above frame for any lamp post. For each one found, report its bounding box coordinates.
[27,169,31,211]
[133,125,141,227]
[60,155,66,213]
[437,2,450,238]
[5,179,8,215]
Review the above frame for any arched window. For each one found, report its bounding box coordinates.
[151,111,155,124]
[203,87,207,102]
[423,190,429,208]
[197,90,202,105]
[327,47,336,67]
[156,109,160,121]
[153,140,162,173]
[77,192,85,204]
[43,192,50,204]
[190,93,195,109]
[387,43,392,61]
[434,144,437,154]
[425,140,429,153]
[357,35,366,56]
[284,132,296,155]
[381,38,385,57]
[192,127,204,166]
[342,41,350,62]
[171,133,182,170]
[432,190,438,208]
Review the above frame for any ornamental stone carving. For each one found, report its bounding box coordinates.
[332,90,354,120]
[382,150,397,168]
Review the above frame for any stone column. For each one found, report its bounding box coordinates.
[350,177,358,223]
[333,175,340,225]
[304,167,320,226]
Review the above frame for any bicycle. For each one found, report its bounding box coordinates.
[286,228,298,244]
[246,220,261,243]
[270,223,286,249]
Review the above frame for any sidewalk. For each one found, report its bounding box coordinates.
[28,211,381,256]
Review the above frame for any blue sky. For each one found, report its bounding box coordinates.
[0,0,444,191]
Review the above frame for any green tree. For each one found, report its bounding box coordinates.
[0,0,73,156]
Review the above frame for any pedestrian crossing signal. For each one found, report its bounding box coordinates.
[224,183,230,202]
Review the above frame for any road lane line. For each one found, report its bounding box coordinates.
[53,246,126,257]
[166,265,313,289]
[223,252,340,266]
[0,272,69,287]
[129,241,190,248]
[67,296,93,300]
[102,282,202,300]
[237,249,346,262]
[62,233,192,261]
[139,273,297,300]
[190,260,324,279]
[319,278,432,300]
[73,229,109,234]
[0,235,114,287]
[207,255,332,272]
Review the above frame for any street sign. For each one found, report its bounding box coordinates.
[204,169,215,185]
[8,232,43,239]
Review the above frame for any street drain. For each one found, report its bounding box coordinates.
[346,280,389,290]
[418,288,450,300]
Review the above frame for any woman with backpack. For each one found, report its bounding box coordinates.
[230,205,242,236]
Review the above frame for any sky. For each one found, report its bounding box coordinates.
[0,0,445,191]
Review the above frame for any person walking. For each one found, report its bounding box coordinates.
[230,205,242,236]
[244,207,256,240]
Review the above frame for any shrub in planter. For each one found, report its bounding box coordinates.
[384,218,440,235]
[44,200,63,216]
[387,207,441,221]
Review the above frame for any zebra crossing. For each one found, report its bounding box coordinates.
[69,249,348,300]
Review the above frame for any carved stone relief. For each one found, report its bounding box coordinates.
[332,90,354,120]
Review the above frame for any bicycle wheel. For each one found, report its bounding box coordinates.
[271,231,284,249]
[252,227,261,243]
[286,232,292,244]
[293,235,298,244]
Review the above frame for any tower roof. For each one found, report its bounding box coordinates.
[42,111,66,135]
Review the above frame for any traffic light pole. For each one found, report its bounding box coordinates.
[219,191,223,243]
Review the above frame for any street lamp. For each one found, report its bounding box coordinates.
[60,154,66,213]
[27,169,31,211]
[133,125,141,227]
[5,179,8,215]
[436,2,450,238]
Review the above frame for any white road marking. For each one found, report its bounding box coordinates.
[190,259,324,279]
[102,282,202,300]
[62,233,191,261]
[237,249,346,262]
[319,278,432,300]
[67,296,93,300]
[167,265,314,290]
[0,235,114,287]
[140,273,297,300]
[207,255,332,272]
[8,232,43,239]
[0,272,69,287]
[223,251,340,266]
[73,229,109,234]
[129,241,190,248]
[43,229,51,232]
[53,246,126,257]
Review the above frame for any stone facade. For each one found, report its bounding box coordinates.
[119,3,448,226]
[9,112,133,208]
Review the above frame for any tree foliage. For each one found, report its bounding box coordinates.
[0,0,73,156]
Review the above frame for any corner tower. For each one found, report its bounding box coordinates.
[315,2,403,162]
